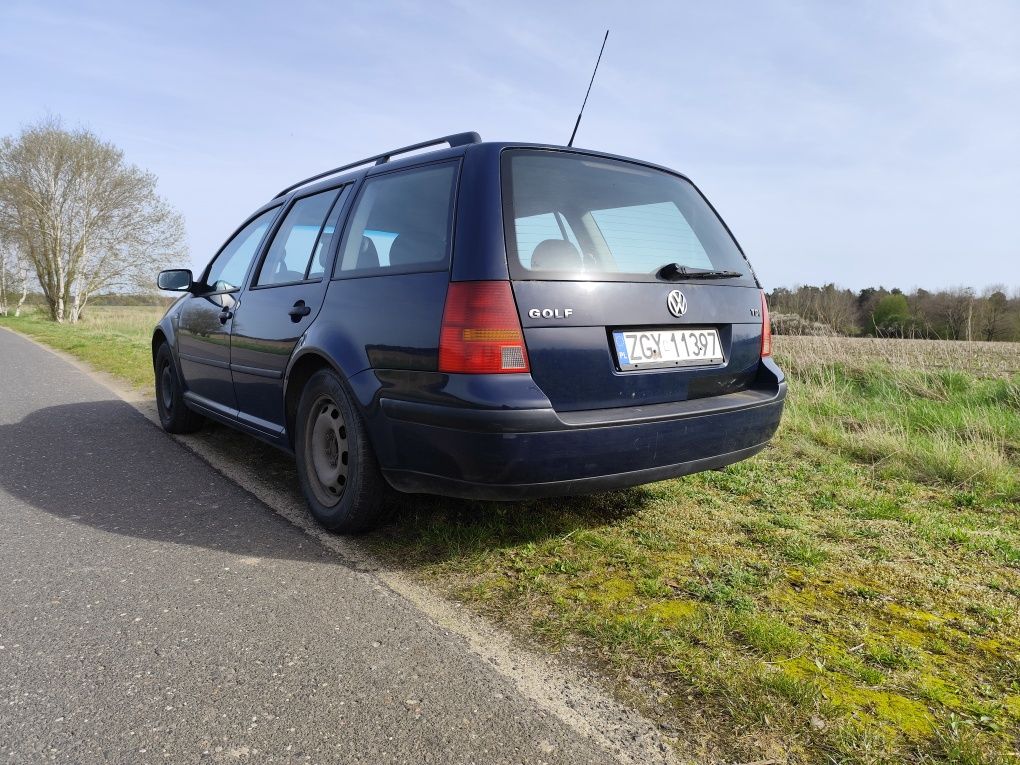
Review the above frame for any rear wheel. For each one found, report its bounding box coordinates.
[294,368,388,533]
[154,342,204,434]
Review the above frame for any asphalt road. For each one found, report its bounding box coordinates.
[0,329,616,764]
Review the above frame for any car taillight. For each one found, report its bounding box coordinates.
[439,281,530,373]
[760,289,772,358]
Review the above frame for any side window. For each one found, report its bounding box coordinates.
[255,189,340,287]
[513,212,580,268]
[306,187,348,280]
[336,163,457,275]
[205,208,278,292]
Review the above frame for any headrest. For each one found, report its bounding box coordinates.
[357,236,379,269]
[316,233,333,268]
[389,231,444,268]
[531,239,581,271]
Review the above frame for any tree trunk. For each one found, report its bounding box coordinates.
[55,289,65,322]
[0,254,7,316]
[15,268,28,317]
[70,290,81,323]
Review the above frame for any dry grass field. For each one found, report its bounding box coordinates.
[2,307,1018,764]
[778,335,1020,379]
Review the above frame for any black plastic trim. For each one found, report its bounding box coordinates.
[229,363,283,379]
[383,441,769,500]
[379,382,786,433]
[274,131,480,199]
[179,352,230,370]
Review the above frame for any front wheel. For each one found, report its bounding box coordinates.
[294,369,388,533]
[154,343,204,434]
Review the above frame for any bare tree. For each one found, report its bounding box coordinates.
[769,283,860,335]
[812,284,859,335]
[936,287,976,341]
[0,118,185,322]
[975,284,1010,341]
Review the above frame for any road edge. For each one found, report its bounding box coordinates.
[1,325,682,765]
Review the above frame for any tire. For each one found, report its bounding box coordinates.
[294,368,388,533]
[154,342,204,434]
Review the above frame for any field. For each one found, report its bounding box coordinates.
[2,306,1018,764]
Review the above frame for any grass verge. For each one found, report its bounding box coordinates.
[369,342,1020,764]
[2,309,1018,763]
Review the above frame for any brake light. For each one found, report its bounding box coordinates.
[760,290,772,358]
[439,281,530,373]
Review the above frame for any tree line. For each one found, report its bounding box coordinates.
[0,118,184,322]
[769,284,1020,341]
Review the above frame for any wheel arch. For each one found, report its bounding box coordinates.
[152,327,169,363]
[151,313,179,363]
[283,351,345,449]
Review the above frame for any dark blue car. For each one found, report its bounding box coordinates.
[154,133,786,532]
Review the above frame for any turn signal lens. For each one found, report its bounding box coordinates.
[760,290,772,358]
[439,281,530,373]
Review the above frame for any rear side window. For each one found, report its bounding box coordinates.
[335,163,457,276]
[255,188,340,286]
[502,150,753,284]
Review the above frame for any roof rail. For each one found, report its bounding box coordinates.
[273,131,482,199]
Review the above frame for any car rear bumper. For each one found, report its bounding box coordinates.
[373,381,787,500]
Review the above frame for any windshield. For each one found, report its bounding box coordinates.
[502,150,754,284]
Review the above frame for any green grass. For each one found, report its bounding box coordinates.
[366,347,1020,763]
[2,310,1018,763]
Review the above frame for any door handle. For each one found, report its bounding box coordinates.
[289,301,312,321]
[218,308,233,324]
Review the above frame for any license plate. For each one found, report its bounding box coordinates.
[612,328,724,370]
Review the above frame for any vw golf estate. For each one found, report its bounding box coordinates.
[154,133,786,532]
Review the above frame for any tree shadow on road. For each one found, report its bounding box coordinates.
[0,400,332,564]
[182,411,652,570]
[0,399,650,568]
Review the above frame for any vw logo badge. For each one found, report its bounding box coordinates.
[667,289,687,317]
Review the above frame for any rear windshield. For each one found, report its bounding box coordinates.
[502,150,754,284]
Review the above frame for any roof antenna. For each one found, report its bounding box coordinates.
[567,29,609,147]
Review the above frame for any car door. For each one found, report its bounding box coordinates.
[229,186,350,434]
[177,207,279,415]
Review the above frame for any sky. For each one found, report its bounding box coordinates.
[0,0,1017,292]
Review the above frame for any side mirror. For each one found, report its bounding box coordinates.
[157,269,193,292]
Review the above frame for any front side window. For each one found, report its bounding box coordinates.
[502,150,753,284]
[255,189,340,286]
[336,163,457,275]
[205,207,279,292]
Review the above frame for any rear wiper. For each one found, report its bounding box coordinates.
[657,263,743,280]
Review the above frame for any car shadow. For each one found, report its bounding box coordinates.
[0,399,650,567]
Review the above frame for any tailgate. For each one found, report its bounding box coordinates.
[513,281,763,412]
[500,148,767,413]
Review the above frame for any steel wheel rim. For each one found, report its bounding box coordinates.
[160,364,174,412]
[306,394,349,507]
